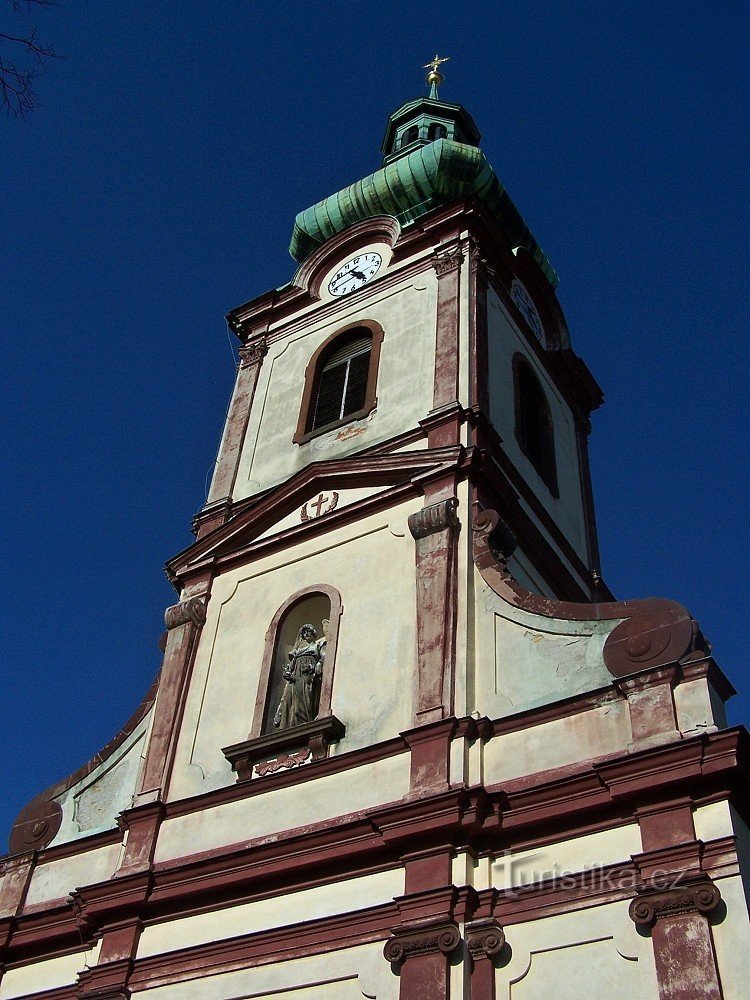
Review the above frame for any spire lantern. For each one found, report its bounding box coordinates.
[379,57,481,167]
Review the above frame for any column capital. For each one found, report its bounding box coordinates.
[164,596,207,630]
[238,336,268,369]
[383,920,461,966]
[408,498,458,540]
[465,917,505,960]
[628,876,721,929]
[432,245,465,277]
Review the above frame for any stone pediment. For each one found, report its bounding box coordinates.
[167,446,463,585]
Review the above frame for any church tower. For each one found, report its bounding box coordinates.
[2,63,749,1000]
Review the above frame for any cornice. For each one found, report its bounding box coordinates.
[166,446,464,584]
[3,727,746,969]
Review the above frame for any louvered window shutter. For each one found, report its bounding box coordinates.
[310,333,372,432]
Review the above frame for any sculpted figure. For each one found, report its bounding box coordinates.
[273,622,327,730]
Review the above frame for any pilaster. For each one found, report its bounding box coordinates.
[629,877,723,999]
[465,917,505,1000]
[117,592,207,885]
[408,498,460,727]
[203,333,268,530]
[428,245,464,447]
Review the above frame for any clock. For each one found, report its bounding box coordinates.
[511,279,544,343]
[328,252,383,297]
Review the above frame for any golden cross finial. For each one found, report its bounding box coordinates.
[423,53,450,97]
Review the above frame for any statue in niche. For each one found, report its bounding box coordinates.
[273,621,327,730]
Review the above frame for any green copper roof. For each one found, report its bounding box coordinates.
[289,138,558,289]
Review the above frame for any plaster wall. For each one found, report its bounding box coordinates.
[492,824,642,888]
[137,868,403,958]
[486,289,588,563]
[234,267,439,502]
[694,799,735,843]
[130,943,395,1000]
[450,823,642,892]
[471,569,618,720]
[492,900,659,998]
[23,842,122,907]
[0,946,99,999]
[709,874,750,999]
[155,750,410,862]
[169,498,421,801]
[674,676,726,735]
[482,699,630,785]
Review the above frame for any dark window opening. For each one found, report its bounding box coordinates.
[515,357,558,496]
[428,123,447,141]
[309,333,372,433]
[400,125,419,148]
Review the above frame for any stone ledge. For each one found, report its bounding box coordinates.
[222,715,346,782]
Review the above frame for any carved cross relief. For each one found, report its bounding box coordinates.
[300,491,339,521]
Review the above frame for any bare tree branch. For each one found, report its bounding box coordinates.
[1,0,60,118]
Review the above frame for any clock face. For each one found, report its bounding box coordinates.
[511,279,544,342]
[328,252,383,297]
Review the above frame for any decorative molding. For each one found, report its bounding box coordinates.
[76,984,131,1000]
[628,877,721,928]
[382,920,461,965]
[8,673,158,857]
[468,240,497,283]
[472,507,517,565]
[191,496,233,539]
[238,336,268,369]
[254,748,311,777]
[465,917,505,960]
[223,715,346,782]
[408,498,458,539]
[3,735,745,972]
[432,245,465,277]
[300,491,339,521]
[164,596,207,631]
[166,445,463,584]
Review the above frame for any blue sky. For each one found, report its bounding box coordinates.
[2,2,748,844]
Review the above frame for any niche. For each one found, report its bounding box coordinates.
[222,585,345,781]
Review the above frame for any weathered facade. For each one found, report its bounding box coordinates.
[2,78,749,1000]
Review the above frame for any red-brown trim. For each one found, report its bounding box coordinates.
[203,335,268,520]
[408,499,460,728]
[167,446,464,581]
[431,244,464,411]
[3,729,747,976]
[134,598,207,811]
[293,319,384,445]
[248,584,343,739]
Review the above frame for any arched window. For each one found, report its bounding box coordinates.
[400,125,419,148]
[513,355,558,497]
[294,321,384,444]
[428,122,447,141]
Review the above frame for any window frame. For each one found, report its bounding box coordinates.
[293,320,384,445]
[512,353,559,498]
